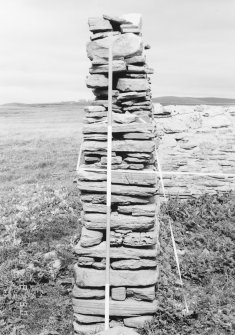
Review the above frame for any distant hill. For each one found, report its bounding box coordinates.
[152,96,235,105]
[2,97,235,107]
[1,101,90,107]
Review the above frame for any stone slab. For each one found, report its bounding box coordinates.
[123,315,153,328]
[82,140,155,153]
[121,14,142,29]
[124,157,148,163]
[126,74,147,78]
[73,285,105,299]
[78,256,94,266]
[110,231,123,246]
[127,65,150,73]
[92,88,119,98]
[123,231,157,247]
[93,261,106,270]
[96,326,139,335]
[81,193,149,205]
[83,212,155,230]
[117,78,149,92]
[74,313,104,324]
[77,181,157,197]
[117,92,147,101]
[126,55,146,64]
[124,105,151,111]
[103,14,131,25]
[74,321,104,334]
[126,286,155,302]
[74,241,159,259]
[74,265,159,288]
[91,31,121,41]
[86,74,108,88]
[100,156,122,165]
[117,204,156,216]
[84,105,106,113]
[88,17,112,32]
[111,287,126,301]
[84,156,101,163]
[83,134,107,141]
[82,202,107,213]
[80,227,103,247]
[73,298,158,317]
[85,112,107,118]
[111,259,157,270]
[77,170,156,186]
[83,123,153,134]
[90,60,126,73]
[113,112,138,124]
[127,153,151,158]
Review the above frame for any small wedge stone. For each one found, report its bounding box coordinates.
[80,227,103,247]
[111,287,126,301]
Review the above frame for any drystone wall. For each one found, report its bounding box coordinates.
[73,14,160,333]
[154,104,235,198]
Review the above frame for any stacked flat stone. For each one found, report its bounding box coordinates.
[73,14,160,334]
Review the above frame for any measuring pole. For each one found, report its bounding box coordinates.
[105,37,113,330]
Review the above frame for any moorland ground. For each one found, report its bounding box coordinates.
[0,104,84,335]
[0,105,234,335]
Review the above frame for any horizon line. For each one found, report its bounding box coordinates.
[1,95,235,106]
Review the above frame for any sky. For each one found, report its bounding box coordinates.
[0,0,235,104]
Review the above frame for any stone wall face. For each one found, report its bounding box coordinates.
[154,104,235,198]
[73,14,160,333]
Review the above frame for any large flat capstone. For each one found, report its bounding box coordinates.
[87,33,143,61]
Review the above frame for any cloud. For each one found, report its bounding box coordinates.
[0,0,235,103]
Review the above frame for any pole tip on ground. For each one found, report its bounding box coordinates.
[96,326,140,335]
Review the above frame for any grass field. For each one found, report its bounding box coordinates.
[0,104,84,335]
[0,105,234,335]
[0,104,84,192]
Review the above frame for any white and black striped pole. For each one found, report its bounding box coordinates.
[105,36,113,330]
